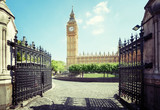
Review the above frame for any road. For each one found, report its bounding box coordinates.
[19,79,127,110]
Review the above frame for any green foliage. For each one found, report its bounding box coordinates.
[17,40,21,45]
[17,40,30,61]
[17,51,21,61]
[51,60,66,73]
[69,63,119,75]
[69,64,82,75]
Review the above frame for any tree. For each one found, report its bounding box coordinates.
[81,64,88,78]
[51,60,66,74]
[100,63,108,77]
[68,63,119,78]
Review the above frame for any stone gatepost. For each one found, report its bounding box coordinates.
[0,0,17,109]
[142,0,160,109]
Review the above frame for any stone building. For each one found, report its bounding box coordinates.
[142,0,160,109]
[0,0,17,109]
[66,8,118,67]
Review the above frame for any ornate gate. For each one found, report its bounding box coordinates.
[118,29,144,109]
[7,36,52,106]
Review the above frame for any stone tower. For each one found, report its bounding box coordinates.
[66,7,78,67]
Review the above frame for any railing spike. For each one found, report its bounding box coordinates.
[14,35,18,43]
[25,41,28,47]
[128,39,129,44]
[135,33,138,40]
[124,39,126,46]
[130,33,134,42]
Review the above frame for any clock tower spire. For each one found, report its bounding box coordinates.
[69,6,76,22]
[66,7,78,67]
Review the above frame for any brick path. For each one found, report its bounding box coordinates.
[19,79,128,110]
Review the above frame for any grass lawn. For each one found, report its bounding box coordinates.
[83,73,116,78]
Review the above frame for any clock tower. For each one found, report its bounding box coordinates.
[66,7,78,67]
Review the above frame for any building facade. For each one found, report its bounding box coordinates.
[0,0,17,109]
[66,8,118,67]
[142,0,160,109]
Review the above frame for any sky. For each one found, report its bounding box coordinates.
[6,0,148,62]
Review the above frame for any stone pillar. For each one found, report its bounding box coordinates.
[0,27,2,74]
[2,28,6,73]
[0,26,12,109]
[153,16,159,74]
[5,30,7,71]
[158,15,160,71]
[0,0,16,109]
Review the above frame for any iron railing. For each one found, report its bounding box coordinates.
[8,35,52,106]
[119,28,144,109]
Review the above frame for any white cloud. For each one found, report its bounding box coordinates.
[86,16,104,25]
[93,1,110,14]
[92,28,104,35]
[83,25,87,29]
[86,12,91,17]
[77,18,83,24]
[82,1,110,35]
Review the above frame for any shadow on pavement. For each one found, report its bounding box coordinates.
[30,97,126,110]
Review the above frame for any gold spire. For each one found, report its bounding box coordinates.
[0,0,6,3]
[69,6,76,22]
[71,5,74,14]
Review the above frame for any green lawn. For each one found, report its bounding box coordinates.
[83,73,116,78]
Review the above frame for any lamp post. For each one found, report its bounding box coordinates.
[132,25,141,31]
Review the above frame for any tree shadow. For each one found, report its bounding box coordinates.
[30,97,126,110]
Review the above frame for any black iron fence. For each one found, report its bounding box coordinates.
[7,36,52,106]
[118,29,144,109]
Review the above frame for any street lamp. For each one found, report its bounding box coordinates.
[132,25,141,31]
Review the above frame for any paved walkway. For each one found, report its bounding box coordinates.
[19,79,127,110]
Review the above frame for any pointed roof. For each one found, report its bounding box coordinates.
[0,0,15,19]
[69,6,76,22]
[71,6,74,15]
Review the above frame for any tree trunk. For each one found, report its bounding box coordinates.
[104,73,105,78]
[82,72,84,78]
[107,73,108,78]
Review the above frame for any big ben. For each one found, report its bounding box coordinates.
[66,8,119,68]
[66,8,78,67]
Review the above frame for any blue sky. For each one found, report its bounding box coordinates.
[6,0,148,62]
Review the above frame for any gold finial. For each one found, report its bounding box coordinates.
[0,0,6,2]
[71,5,74,14]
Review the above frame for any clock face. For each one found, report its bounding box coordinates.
[69,26,74,32]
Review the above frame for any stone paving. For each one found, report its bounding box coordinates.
[18,79,128,110]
